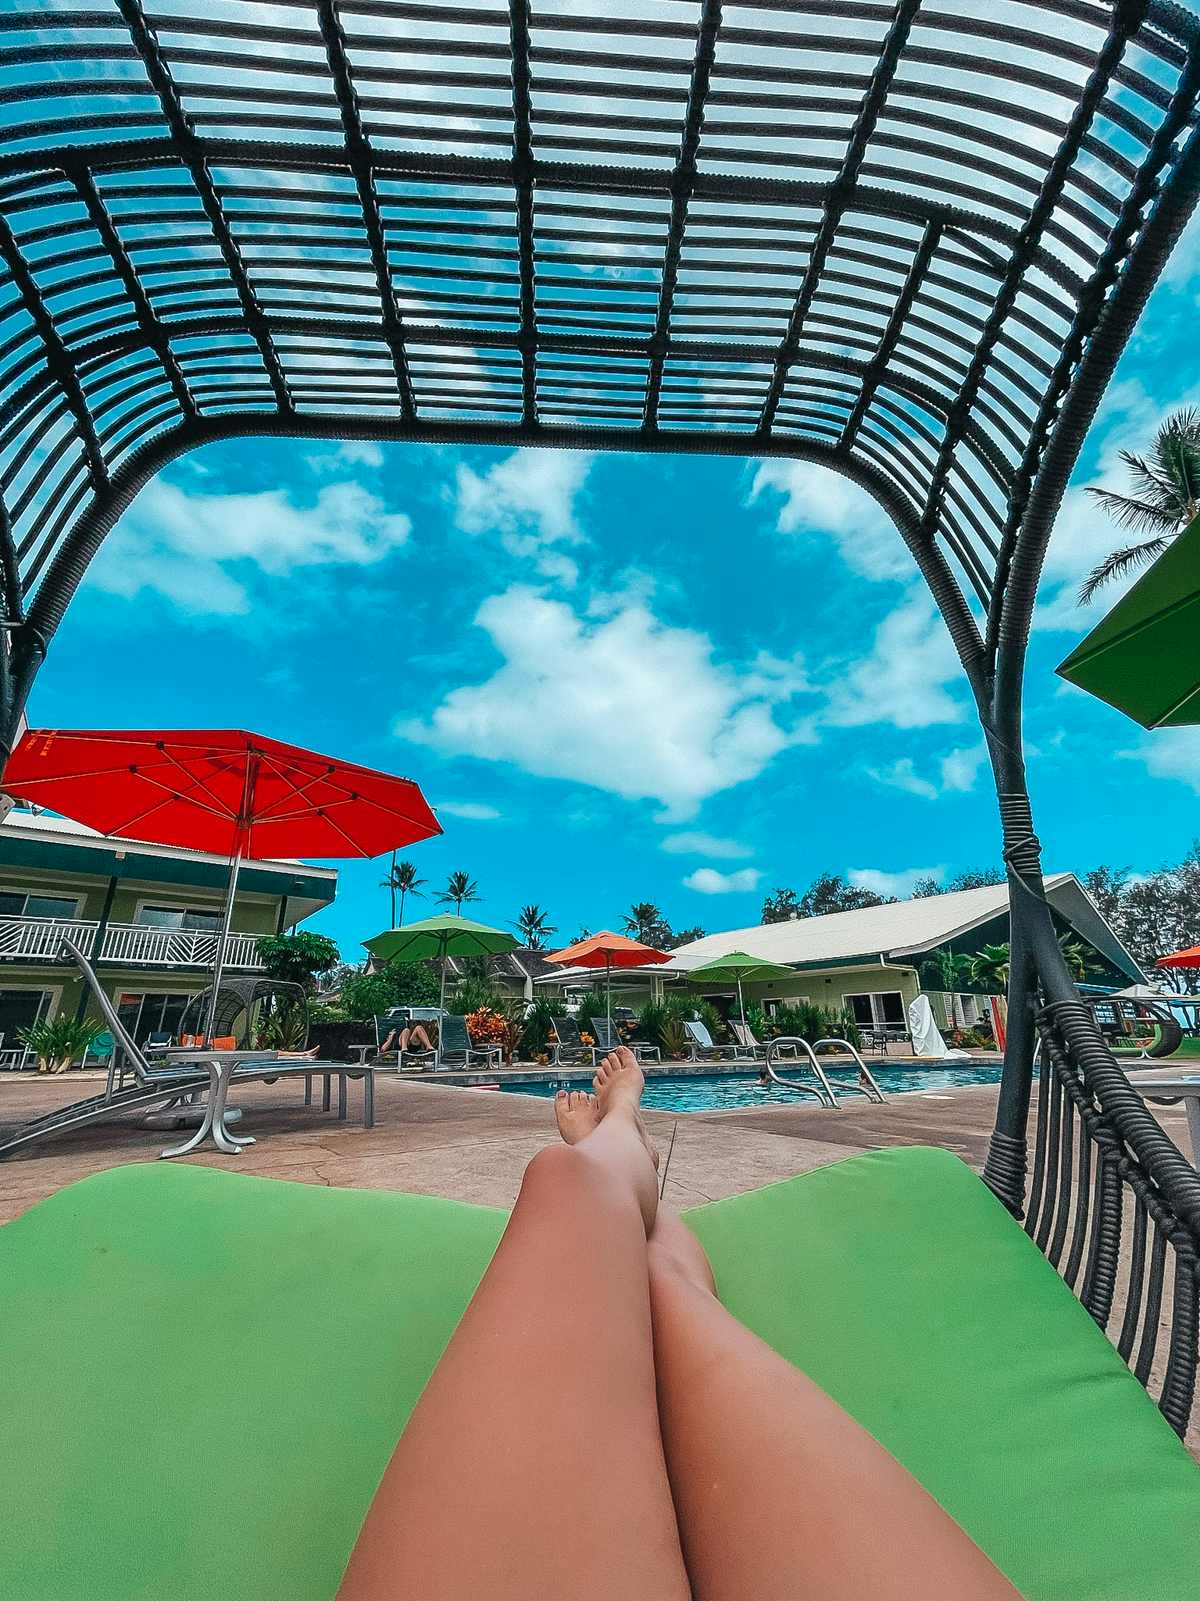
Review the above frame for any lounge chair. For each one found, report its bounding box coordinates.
[589,1016,661,1065]
[373,1008,438,1072]
[547,1013,590,1066]
[438,1014,502,1072]
[683,1019,750,1062]
[729,1020,770,1059]
[6,1149,1198,1601]
[0,936,381,1159]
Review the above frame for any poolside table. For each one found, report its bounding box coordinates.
[1128,1073,1200,1170]
[155,1049,361,1159]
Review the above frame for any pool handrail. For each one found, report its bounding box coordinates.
[811,1038,887,1104]
[764,1037,837,1108]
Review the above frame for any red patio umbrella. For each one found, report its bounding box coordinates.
[546,931,668,1026]
[3,728,441,1040]
[1157,945,1200,969]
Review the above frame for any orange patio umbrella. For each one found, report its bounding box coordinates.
[546,931,669,1026]
[1157,945,1200,969]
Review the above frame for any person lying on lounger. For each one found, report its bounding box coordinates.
[374,1020,435,1061]
[337,1045,1023,1601]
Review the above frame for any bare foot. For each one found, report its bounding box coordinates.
[593,1047,659,1170]
[554,1089,601,1145]
[648,1207,717,1296]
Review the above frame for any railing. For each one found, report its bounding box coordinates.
[0,917,264,970]
[1026,1001,1200,1436]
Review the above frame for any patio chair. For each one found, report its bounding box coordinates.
[683,1019,750,1063]
[438,1014,502,1072]
[589,1016,661,1065]
[547,1013,590,1067]
[729,1020,770,1059]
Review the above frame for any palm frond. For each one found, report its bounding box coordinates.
[1077,537,1169,605]
[1083,486,1181,535]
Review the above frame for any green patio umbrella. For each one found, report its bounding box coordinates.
[1056,512,1200,727]
[687,950,798,1030]
[364,913,518,1010]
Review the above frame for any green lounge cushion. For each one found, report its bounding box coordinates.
[0,1147,1195,1600]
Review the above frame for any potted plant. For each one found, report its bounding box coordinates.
[19,1013,103,1074]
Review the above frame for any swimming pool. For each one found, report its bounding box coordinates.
[500,1065,1003,1113]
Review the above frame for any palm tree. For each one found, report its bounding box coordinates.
[926,945,976,1026]
[380,854,426,927]
[970,943,1011,992]
[514,903,556,950]
[1058,934,1096,983]
[437,870,480,916]
[1080,407,1200,603]
[622,901,666,945]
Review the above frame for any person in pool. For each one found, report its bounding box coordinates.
[757,1062,772,1087]
[337,1046,1023,1601]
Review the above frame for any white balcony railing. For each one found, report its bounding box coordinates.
[0,917,264,969]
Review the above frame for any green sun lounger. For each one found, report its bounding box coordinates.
[1,1147,1197,1600]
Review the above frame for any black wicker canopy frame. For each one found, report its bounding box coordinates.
[1,0,1199,1426]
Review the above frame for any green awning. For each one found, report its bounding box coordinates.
[1056,513,1200,728]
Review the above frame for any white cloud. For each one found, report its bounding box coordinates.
[1120,728,1200,795]
[400,586,813,820]
[864,757,938,800]
[824,590,966,729]
[848,866,944,899]
[453,449,592,584]
[433,800,501,821]
[748,460,913,582]
[939,744,987,793]
[683,866,763,895]
[864,742,985,801]
[91,476,411,614]
[661,831,753,860]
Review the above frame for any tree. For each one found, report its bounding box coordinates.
[761,886,800,924]
[340,961,441,1020]
[380,854,426,926]
[912,868,1005,898]
[1085,848,1200,985]
[622,901,673,948]
[514,903,556,949]
[255,931,340,992]
[1080,407,1200,603]
[1058,935,1097,983]
[797,872,891,918]
[437,870,480,915]
[667,924,706,949]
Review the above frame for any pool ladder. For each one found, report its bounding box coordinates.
[764,1037,886,1109]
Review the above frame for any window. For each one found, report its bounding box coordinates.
[763,995,809,1017]
[0,988,52,1064]
[845,991,906,1028]
[116,991,199,1043]
[136,905,221,933]
[0,890,79,920]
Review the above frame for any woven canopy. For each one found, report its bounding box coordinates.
[0,0,1198,679]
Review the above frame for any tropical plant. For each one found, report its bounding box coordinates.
[450,973,504,1017]
[743,1004,767,1041]
[515,903,557,949]
[257,1000,310,1051]
[380,854,426,927]
[572,988,610,1039]
[522,995,567,1056]
[692,998,727,1042]
[1058,934,1098,983]
[20,1012,103,1074]
[1080,407,1200,603]
[969,942,1011,992]
[437,871,480,915]
[927,946,976,993]
[658,1014,691,1060]
[254,931,340,992]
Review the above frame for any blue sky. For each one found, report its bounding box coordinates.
[26,212,1200,963]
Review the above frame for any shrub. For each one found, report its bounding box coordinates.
[743,1005,767,1042]
[255,931,340,992]
[256,1001,310,1051]
[451,975,504,1017]
[572,989,609,1039]
[340,962,440,1020]
[692,998,727,1042]
[659,1015,691,1060]
[523,996,566,1056]
[20,1013,103,1074]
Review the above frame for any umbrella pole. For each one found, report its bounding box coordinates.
[606,956,612,1031]
[203,847,242,1046]
[738,976,746,1031]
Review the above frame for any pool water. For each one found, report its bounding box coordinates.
[501,1065,1003,1113]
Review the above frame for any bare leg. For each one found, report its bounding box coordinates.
[647,1210,1023,1601]
[337,1050,689,1601]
